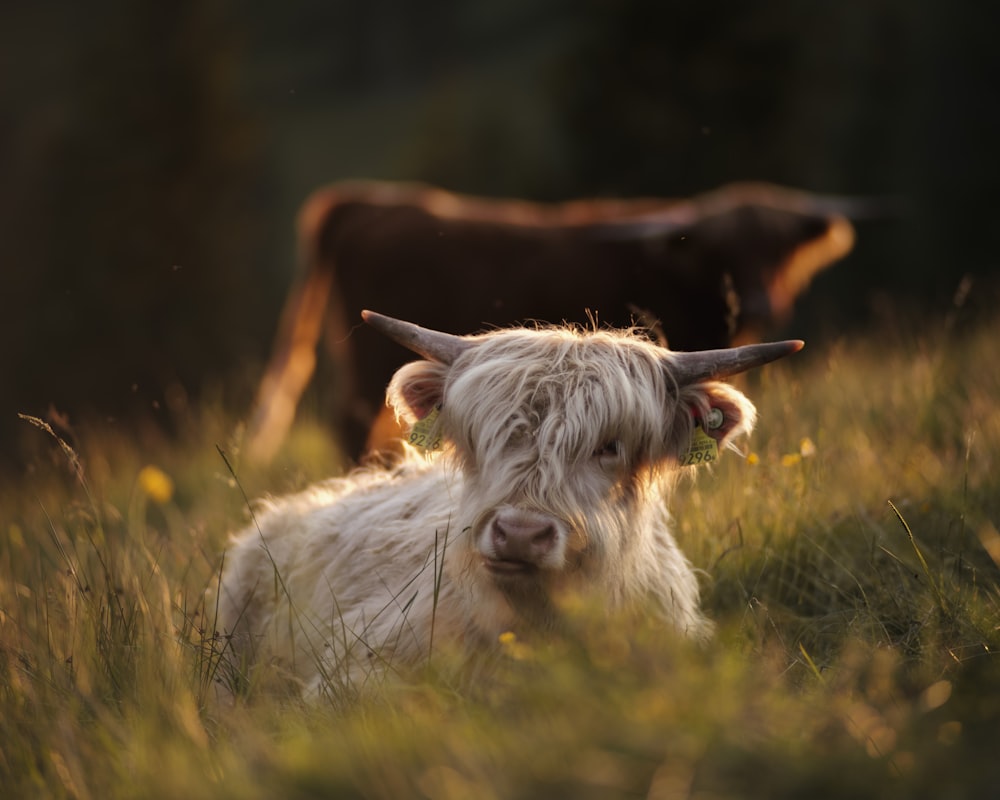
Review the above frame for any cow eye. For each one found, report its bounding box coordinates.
[593,440,623,460]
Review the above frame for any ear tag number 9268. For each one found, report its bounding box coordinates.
[409,405,443,452]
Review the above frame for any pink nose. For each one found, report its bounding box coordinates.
[491,514,557,562]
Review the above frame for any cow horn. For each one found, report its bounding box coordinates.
[670,340,804,385]
[361,310,472,365]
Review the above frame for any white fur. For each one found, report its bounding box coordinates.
[216,324,757,698]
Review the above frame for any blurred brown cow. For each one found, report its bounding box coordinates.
[247,180,857,462]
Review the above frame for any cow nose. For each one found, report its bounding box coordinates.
[491,515,557,562]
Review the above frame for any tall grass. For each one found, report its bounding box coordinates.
[2,314,999,798]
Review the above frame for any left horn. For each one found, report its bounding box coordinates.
[669,340,804,385]
[362,310,472,365]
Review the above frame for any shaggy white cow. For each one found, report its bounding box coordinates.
[215,311,801,698]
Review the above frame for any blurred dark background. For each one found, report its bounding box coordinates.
[2,0,998,470]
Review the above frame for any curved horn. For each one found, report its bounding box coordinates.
[670,340,804,385]
[361,310,472,365]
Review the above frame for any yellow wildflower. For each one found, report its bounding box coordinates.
[8,524,25,550]
[781,453,802,467]
[799,437,817,458]
[498,630,532,660]
[138,465,174,504]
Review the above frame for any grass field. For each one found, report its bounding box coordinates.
[3,311,999,799]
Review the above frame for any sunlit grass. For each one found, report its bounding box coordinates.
[2,313,999,798]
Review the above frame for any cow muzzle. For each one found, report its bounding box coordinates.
[481,507,566,577]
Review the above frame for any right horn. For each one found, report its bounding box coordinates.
[669,340,804,385]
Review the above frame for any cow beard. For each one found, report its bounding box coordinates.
[490,568,589,636]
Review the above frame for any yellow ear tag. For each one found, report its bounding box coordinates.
[680,408,722,467]
[408,405,443,452]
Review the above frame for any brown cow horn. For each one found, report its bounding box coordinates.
[669,340,804,385]
[362,310,472,365]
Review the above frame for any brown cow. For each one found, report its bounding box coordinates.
[247,181,854,461]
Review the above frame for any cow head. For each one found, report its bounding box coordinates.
[364,310,801,632]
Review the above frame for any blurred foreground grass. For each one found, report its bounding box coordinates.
[2,313,1000,798]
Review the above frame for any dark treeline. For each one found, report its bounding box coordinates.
[2,1,275,466]
[2,0,997,471]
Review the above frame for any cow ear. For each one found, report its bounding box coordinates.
[675,382,757,454]
[386,360,449,424]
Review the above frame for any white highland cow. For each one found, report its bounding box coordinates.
[215,311,801,698]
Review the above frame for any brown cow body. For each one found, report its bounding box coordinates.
[248,181,854,461]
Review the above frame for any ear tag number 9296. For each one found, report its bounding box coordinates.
[681,407,722,467]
